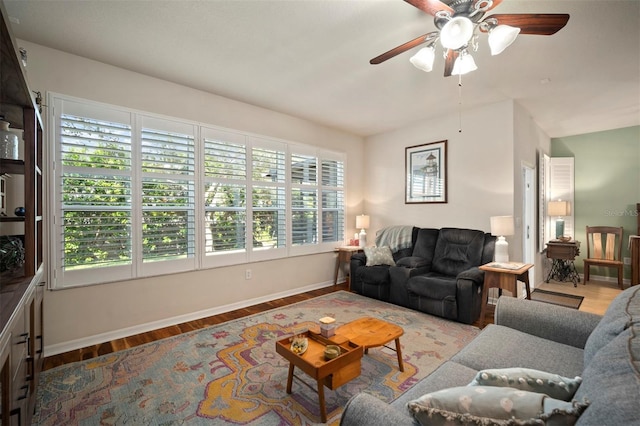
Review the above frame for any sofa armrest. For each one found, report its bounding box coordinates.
[457,266,483,283]
[495,296,603,349]
[340,393,416,426]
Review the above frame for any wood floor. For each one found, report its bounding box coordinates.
[43,279,623,371]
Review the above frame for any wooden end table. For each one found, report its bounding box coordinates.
[275,331,363,423]
[334,246,363,287]
[478,262,533,328]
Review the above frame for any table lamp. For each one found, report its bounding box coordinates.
[490,215,515,263]
[356,214,370,248]
[548,200,569,239]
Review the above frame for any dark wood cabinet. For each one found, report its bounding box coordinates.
[1,1,45,424]
[545,240,581,286]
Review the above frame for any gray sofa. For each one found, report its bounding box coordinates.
[350,226,495,324]
[340,285,640,425]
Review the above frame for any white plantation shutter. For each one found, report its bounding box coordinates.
[251,139,286,254]
[548,157,575,240]
[140,117,196,267]
[291,152,318,246]
[55,99,135,287]
[321,157,344,244]
[202,129,248,265]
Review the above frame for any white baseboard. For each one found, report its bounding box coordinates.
[44,280,336,357]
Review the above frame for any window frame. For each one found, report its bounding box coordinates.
[49,93,346,289]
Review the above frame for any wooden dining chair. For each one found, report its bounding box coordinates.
[584,226,624,289]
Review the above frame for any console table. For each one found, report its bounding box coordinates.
[545,240,581,287]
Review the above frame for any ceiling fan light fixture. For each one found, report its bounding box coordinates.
[488,24,521,55]
[440,17,474,50]
[409,46,436,72]
[451,51,478,75]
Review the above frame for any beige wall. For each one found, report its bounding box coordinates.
[363,100,517,235]
[20,41,366,354]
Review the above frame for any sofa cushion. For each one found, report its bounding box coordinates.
[430,228,485,277]
[452,325,584,378]
[583,286,639,366]
[396,256,430,269]
[407,274,457,300]
[411,228,439,260]
[574,325,640,425]
[407,386,588,426]
[364,246,396,266]
[392,361,479,409]
[469,367,581,401]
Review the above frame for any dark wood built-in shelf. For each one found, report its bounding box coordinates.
[1,1,46,424]
[0,216,25,222]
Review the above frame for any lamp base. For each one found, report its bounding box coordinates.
[494,236,509,263]
[555,219,565,239]
[359,229,367,248]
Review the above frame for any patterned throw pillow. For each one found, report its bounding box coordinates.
[408,386,589,426]
[364,246,395,266]
[470,368,582,401]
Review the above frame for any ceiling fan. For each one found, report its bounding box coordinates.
[370,0,570,77]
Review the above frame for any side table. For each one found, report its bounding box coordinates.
[478,262,533,328]
[334,246,363,287]
[545,240,581,286]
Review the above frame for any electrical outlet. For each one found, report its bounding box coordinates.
[245,269,252,279]
[624,257,631,265]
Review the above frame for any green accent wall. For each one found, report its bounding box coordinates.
[552,126,640,281]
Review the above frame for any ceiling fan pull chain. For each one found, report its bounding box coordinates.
[458,74,463,133]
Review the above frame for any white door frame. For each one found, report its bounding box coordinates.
[522,163,536,287]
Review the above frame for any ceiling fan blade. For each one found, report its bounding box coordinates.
[370,31,438,65]
[404,0,453,16]
[444,49,459,77]
[482,14,570,35]
[484,0,503,11]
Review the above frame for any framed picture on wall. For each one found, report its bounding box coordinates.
[405,140,447,204]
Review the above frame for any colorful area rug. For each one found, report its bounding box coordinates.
[33,291,479,425]
[530,289,584,309]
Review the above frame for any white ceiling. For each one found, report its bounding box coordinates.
[4,0,640,138]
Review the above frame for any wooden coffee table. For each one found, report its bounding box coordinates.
[275,330,363,423]
[335,316,405,372]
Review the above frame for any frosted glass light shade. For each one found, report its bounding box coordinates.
[409,46,436,72]
[356,214,370,230]
[451,52,477,75]
[490,215,515,237]
[440,17,474,50]
[488,25,520,55]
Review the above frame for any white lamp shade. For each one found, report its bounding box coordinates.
[548,200,569,217]
[356,214,370,230]
[451,52,478,76]
[490,215,515,237]
[488,25,520,55]
[440,17,474,50]
[409,46,435,72]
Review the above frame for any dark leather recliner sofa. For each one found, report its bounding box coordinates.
[350,226,495,324]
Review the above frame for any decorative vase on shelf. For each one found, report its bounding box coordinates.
[14,207,25,217]
[0,120,19,160]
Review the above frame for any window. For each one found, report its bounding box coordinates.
[50,94,345,288]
